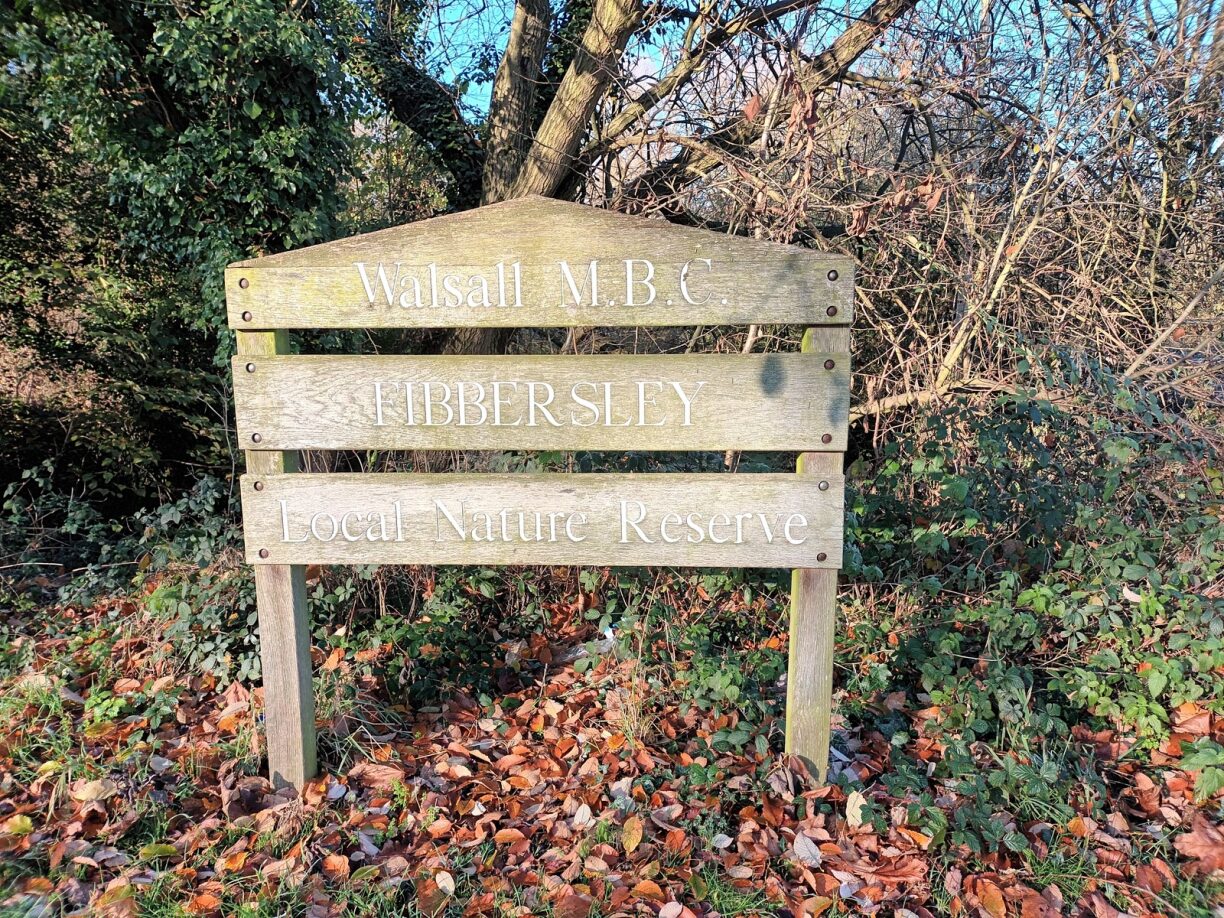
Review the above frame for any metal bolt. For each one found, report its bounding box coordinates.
[826,306,838,317]
[245,362,256,373]
[818,480,829,491]
[251,433,262,444]
[817,552,828,562]
[821,433,833,444]
[824,359,835,370]
[827,269,839,282]
[239,277,250,289]
[241,311,253,322]
[258,548,269,559]
[254,481,265,491]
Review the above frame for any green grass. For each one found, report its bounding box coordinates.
[691,867,772,915]
[0,674,95,803]
[137,873,311,917]
[1023,843,1096,905]
[1147,877,1224,918]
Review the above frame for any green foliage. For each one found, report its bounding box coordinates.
[841,356,1223,758]
[0,0,362,565]
[7,0,357,336]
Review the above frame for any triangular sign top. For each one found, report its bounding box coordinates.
[225,196,853,328]
[231,196,835,268]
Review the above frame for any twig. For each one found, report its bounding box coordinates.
[1124,262,1224,380]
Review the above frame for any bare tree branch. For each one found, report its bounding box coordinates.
[357,6,485,209]
[621,0,920,205]
[581,0,821,160]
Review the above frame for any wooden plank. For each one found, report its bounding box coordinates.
[233,353,851,452]
[785,325,850,783]
[225,197,853,329]
[240,473,844,568]
[236,331,317,791]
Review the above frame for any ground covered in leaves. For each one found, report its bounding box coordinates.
[1,579,1223,918]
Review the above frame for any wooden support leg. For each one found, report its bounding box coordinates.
[237,328,317,790]
[254,564,316,789]
[785,457,841,781]
[785,324,850,782]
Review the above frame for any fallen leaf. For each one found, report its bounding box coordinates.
[1085,891,1121,918]
[185,893,222,916]
[632,879,666,901]
[1014,886,1057,918]
[71,778,118,802]
[622,815,644,854]
[845,790,867,828]
[793,832,823,867]
[805,896,834,916]
[975,878,1006,918]
[3,815,33,836]
[1173,818,1224,872]
[348,761,406,791]
[416,878,448,917]
[553,892,593,918]
[321,853,350,881]
[138,843,178,861]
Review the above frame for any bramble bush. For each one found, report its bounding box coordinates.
[840,355,1222,748]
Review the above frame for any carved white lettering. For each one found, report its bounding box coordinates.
[354,262,400,305]
[310,511,338,541]
[280,500,309,542]
[619,500,653,543]
[784,513,809,545]
[679,259,712,305]
[624,259,656,306]
[636,381,666,426]
[559,260,599,307]
[457,381,488,426]
[671,381,705,425]
[491,381,521,426]
[422,382,453,426]
[433,500,590,543]
[352,260,724,312]
[526,382,561,427]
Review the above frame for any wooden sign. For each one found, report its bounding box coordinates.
[241,473,843,567]
[232,354,850,451]
[225,197,852,329]
[226,196,853,791]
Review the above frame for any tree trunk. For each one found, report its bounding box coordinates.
[510,0,645,198]
[482,0,551,204]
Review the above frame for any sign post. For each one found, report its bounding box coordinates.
[226,196,853,787]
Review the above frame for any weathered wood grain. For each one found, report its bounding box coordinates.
[225,197,853,329]
[785,324,850,783]
[240,472,844,568]
[232,353,851,452]
[237,331,317,791]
